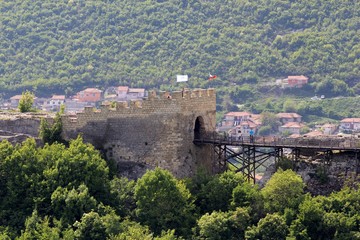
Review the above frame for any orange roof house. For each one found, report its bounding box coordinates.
[340,118,360,131]
[286,75,309,88]
[279,122,305,135]
[75,88,102,102]
[276,113,302,124]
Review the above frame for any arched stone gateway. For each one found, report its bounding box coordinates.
[194,116,206,140]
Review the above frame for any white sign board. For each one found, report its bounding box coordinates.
[176,75,188,82]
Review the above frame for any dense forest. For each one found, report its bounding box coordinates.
[1,137,360,239]
[1,0,360,103]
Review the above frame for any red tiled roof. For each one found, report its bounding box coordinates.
[289,133,301,138]
[51,95,65,100]
[129,88,145,93]
[82,88,102,93]
[288,75,309,80]
[117,86,129,92]
[225,112,252,117]
[304,131,323,137]
[10,95,23,100]
[341,118,360,123]
[281,122,304,128]
[240,120,258,128]
[276,112,302,118]
[322,123,337,128]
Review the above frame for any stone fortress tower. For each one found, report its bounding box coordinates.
[61,88,217,179]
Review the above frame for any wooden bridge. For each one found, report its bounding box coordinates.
[194,133,360,183]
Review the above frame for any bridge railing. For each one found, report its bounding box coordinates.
[195,132,360,150]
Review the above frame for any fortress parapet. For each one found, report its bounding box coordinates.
[62,88,215,128]
[61,88,216,179]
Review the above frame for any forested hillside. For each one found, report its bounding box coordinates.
[1,0,360,100]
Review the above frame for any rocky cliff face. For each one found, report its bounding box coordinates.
[0,112,53,145]
[259,151,360,196]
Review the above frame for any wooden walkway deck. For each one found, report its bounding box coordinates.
[194,134,360,151]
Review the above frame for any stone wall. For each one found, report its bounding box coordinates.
[0,112,53,145]
[61,89,217,179]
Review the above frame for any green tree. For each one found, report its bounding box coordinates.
[0,138,42,229]
[39,106,66,145]
[109,220,153,240]
[283,99,297,112]
[198,171,246,213]
[245,213,288,240]
[196,211,233,240]
[134,168,195,237]
[45,135,110,203]
[290,195,327,240]
[73,211,106,240]
[109,220,179,240]
[196,207,250,240]
[230,181,264,222]
[51,184,97,227]
[109,177,136,217]
[18,90,34,113]
[261,169,305,213]
[17,210,60,240]
[260,112,281,133]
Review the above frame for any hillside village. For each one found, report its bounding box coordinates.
[2,83,359,140]
[217,111,360,139]
[2,86,146,113]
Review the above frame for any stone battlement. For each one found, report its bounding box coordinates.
[61,88,217,179]
[62,88,216,127]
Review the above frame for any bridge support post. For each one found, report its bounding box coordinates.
[213,144,227,173]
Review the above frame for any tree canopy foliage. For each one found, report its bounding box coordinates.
[1,0,360,102]
[0,137,360,239]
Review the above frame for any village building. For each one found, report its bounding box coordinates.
[222,112,252,126]
[340,118,360,132]
[320,123,338,135]
[127,88,146,100]
[115,86,130,100]
[303,130,324,137]
[74,88,102,102]
[9,94,39,109]
[286,75,309,88]
[279,122,305,135]
[44,95,66,111]
[276,112,302,125]
[9,95,23,108]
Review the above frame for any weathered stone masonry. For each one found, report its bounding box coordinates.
[61,89,217,179]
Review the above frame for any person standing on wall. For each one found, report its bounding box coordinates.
[238,129,242,142]
[249,129,254,143]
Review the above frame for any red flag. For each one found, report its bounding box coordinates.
[208,73,217,80]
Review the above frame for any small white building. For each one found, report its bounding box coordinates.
[127,88,146,100]
[44,95,65,111]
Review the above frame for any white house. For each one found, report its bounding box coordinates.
[340,118,360,132]
[44,95,65,111]
[223,112,252,126]
[127,88,146,100]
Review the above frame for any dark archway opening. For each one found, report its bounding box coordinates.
[194,116,205,140]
